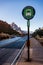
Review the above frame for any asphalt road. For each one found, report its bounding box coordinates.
[0,36,27,65]
[2,36,27,49]
[0,37,21,48]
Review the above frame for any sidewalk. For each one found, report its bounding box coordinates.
[16,62,43,65]
[16,38,43,65]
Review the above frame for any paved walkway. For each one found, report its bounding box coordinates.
[30,38,43,61]
[16,62,43,65]
[16,38,43,65]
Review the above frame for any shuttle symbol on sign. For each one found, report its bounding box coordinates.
[26,9,31,16]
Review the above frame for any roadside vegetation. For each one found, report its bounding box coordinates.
[0,20,23,40]
[32,28,43,46]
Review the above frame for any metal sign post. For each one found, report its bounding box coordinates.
[22,6,35,61]
[27,20,30,61]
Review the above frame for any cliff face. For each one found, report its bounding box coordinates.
[11,22,23,34]
[0,20,27,36]
[0,20,20,35]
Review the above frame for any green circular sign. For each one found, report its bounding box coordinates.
[22,6,35,20]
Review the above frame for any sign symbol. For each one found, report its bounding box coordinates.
[22,6,35,20]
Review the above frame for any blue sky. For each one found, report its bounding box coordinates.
[0,0,43,31]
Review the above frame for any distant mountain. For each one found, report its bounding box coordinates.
[0,20,28,36]
[11,22,23,34]
[22,30,27,34]
[11,22,34,35]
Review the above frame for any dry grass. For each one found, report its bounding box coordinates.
[0,32,10,40]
